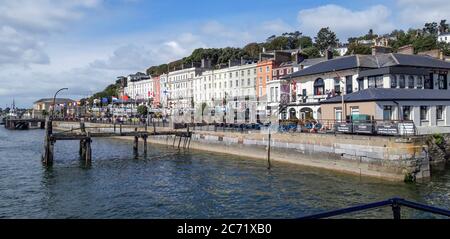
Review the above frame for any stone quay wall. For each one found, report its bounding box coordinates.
[53,121,431,182]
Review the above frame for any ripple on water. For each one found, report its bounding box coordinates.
[0,127,450,218]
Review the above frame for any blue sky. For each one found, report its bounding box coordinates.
[0,0,448,107]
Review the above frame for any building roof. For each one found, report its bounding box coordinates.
[34,98,76,104]
[283,53,450,79]
[322,88,450,104]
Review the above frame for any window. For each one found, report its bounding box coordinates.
[335,107,343,122]
[357,78,364,91]
[424,73,433,89]
[241,71,244,76]
[383,106,393,120]
[403,106,412,121]
[247,79,250,86]
[438,74,448,89]
[266,66,269,72]
[417,76,424,89]
[351,107,360,116]
[346,76,353,94]
[259,67,262,73]
[259,77,262,85]
[420,106,429,121]
[368,75,383,88]
[334,77,341,93]
[314,78,325,95]
[235,72,238,77]
[437,106,444,120]
[399,75,406,88]
[270,87,274,102]
[408,76,415,89]
[266,75,270,83]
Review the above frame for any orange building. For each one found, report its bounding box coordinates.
[256,60,275,99]
[256,51,293,99]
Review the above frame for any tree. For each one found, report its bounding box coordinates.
[243,43,261,59]
[137,105,148,117]
[423,22,439,36]
[346,43,372,55]
[439,20,449,34]
[314,27,339,54]
[302,46,321,58]
[297,36,313,49]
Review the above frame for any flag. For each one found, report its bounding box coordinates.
[122,95,129,101]
[112,96,118,102]
[102,97,108,104]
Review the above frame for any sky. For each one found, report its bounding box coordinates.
[1,0,449,108]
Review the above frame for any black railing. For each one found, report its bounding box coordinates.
[299,198,450,219]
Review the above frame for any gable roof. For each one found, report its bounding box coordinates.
[322,88,450,104]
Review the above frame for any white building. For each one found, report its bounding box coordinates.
[124,72,154,103]
[438,32,450,44]
[167,66,204,110]
[280,52,450,134]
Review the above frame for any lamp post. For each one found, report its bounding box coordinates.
[51,88,68,119]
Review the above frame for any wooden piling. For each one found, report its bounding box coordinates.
[267,129,272,170]
[42,119,54,165]
[143,135,148,155]
[133,128,139,156]
[177,134,182,149]
[85,133,92,163]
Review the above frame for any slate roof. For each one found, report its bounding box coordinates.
[322,88,450,104]
[283,53,450,79]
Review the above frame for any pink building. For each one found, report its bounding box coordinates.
[152,75,161,108]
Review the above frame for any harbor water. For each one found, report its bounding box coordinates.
[0,127,449,219]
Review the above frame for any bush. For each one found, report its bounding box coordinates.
[432,133,444,146]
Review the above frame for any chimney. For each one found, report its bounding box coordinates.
[325,48,333,60]
[372,46,392,55]
[228,59,232,68]
[295,52,305,64]
[241,57,245,65]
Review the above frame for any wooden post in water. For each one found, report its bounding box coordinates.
[85,133,92,163]
[143,135,148,155]
[267,128,271,170]
[133,128,139,156]
[79,139,86,159]
[80,122,86,133]
[42,119,54,165]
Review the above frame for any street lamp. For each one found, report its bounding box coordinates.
[51,88,68,119]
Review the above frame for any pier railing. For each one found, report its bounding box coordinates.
[299,198,450,219]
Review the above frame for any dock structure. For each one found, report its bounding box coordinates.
[4,118,46,130]
[41,120,192,166]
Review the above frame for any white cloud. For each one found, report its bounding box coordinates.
[396,0,450,27]
[298,4,395,41]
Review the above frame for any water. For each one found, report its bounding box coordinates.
[0,127,449,219]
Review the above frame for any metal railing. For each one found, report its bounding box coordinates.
[299,198,450,219]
